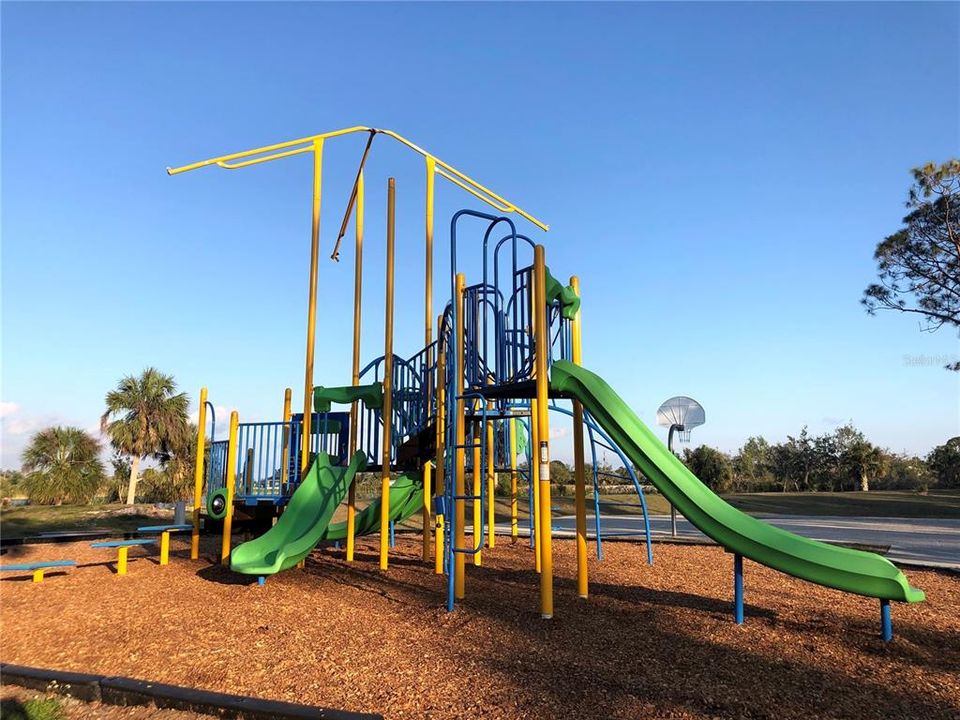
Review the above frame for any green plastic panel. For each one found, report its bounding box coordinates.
[313,382,383,413]
[229,451,366,576]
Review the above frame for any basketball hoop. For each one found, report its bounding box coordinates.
[656,395,706,537]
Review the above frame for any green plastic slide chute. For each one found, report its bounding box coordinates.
[230,451,367,576]
[544,267,580,320]
[313,382,383,413]
[550,360,924,603]
[321,472,424,541]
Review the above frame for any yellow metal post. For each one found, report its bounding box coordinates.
[434,322,446,575]
[531,397,542,573]
[221,410,239,565]
[300,138,325,473]
[509,417,518,539]
[160,531,171,566]
[454,273,467,599]
[191,387,208,560]
[528,269,542,572]
[118,547,129,576]
[423,156,436,563]
[533,245,554,619]
[379,178,397,571]
[486,398,495,549]
[570,275,588,599]
[347,171,364,563]
[472,429,482,566]
[32,569,44,583]
[280,388,292,494]
[423,460,432,558]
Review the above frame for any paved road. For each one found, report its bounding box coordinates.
[503,514,960,569]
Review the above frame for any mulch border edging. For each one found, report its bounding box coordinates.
[0,663,382,720]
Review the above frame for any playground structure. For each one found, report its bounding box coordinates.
[169,126,923,638]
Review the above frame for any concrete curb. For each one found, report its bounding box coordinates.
[1,664,381,720]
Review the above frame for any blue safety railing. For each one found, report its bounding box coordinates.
[205,440,228,497]
[231,413,349,504]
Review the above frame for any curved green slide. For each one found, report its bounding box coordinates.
[321,473,424,541]
[551,360,924,603]
[231,451,367,576]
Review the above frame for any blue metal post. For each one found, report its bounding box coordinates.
[389,519,396,548]
[257,576,266,586]
[734,553,744,624]
[880,599,893,642]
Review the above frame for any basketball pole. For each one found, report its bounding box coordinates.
[668,423,680,537]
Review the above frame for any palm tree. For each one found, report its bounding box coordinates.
[100,368,189,504]
[21,426,105,505]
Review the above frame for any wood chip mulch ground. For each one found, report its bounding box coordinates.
[1,534,958,720]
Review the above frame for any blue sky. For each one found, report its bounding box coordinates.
[2,1,958,468]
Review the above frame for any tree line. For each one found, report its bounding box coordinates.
[519,426,958,497]
[3,368,195,505]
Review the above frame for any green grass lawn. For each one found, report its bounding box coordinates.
[4,489,957,539]
[0,503,175,539]
[722,488,960,518]
[510,488,960,519]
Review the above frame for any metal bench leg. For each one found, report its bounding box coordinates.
[160,531,170,566]
[32,568,45,583]
[118,547,129,576]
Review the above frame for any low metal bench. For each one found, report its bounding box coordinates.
[136,524,192,565]
[90,539,156,576]
[0,560,77,583]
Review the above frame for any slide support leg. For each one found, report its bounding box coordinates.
[258,576,266,587]
[733,553,744,625]
[880,599,892,642]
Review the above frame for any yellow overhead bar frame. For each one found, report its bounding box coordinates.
[166,125,548,232]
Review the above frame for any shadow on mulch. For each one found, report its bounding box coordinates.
[196,563,262,586]
[0,572,71,583]
[312,547,959,720]
[0,698,30,720]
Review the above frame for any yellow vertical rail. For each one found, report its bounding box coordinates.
[347,171,364,563]
[533,245,553,619]
[531,398,542,573]
[191,387,208,560]
[434,314,446,575]
[301,138,325,472]
[570,275,588,599]
[486,396,495,549]
[454,273,467,599]
[379,178,397,571]
[280,388,292,494]
[472,428,482,566]
[509,417,518,539]
[221,410,239,565]
[423,157,436,563]
[529,275,542,573]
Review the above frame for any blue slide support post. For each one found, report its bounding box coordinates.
[734,553,744,625]
[881,599,893,642]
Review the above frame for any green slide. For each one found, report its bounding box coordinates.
[321,473,423,541]
[231,451,367,576]
[551,361,924,603]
